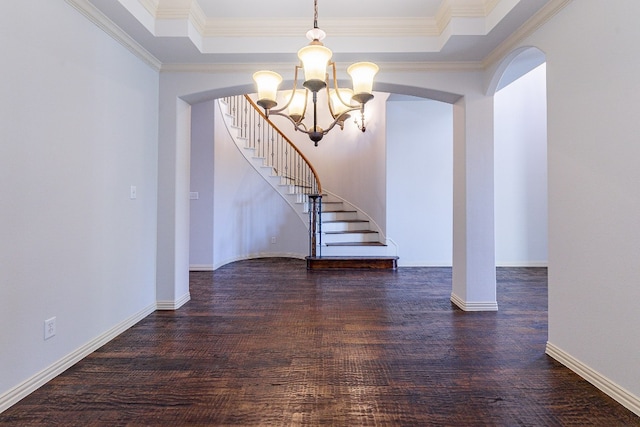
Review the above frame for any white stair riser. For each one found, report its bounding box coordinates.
[323,232,380,244]
[321,211,358,221]
[278,185,310,199]
[321,202,344,211]
[321,245,393,257]
[322,221,371,232]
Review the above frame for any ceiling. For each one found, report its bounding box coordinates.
[79,0,554,69]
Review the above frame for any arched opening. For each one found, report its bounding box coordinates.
[491,47,548,267]
[187,87,458,270]
[159,76,497,311]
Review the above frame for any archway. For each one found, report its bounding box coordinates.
[490,47,547,269]
[157,74,499,312]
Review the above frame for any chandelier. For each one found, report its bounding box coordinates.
[252,0,379,146]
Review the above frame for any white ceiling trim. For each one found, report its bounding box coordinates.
[67,0,569,77]
[66,0,162,70]
[482,0,572,69]
[159,61,484,74]
[200,18,441,38]
[121,0,521,43]
[138,0,158,14]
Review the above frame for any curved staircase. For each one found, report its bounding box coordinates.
[219,95,398,269]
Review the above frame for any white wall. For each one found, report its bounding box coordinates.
[386,97,453,266]
[494,64,548,266]
[0,0,158,405]
[517,0,640,408]
[189,101,216,269]
[211,103,308,268]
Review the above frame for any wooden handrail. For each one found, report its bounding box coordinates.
[243,95,323,195]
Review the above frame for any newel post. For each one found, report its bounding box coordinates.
[308,194,322,258]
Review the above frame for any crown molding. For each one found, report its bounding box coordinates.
[66,0,571,80]
[138,0,158,16]
[435,0,504,33]
[159,61,484,74]
[135,0,516,40]
[187,1,207,35]
[155,8,190,19]
[482,0,573,68]
[485,0,502,13]
[201,17,439,38]
[378,61,484,72]
[65,0,162,71]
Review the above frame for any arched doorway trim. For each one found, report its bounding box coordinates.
[486,46,546,96]
[158,74,497,312]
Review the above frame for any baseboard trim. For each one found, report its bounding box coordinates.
[0,302,156,414]
[189,264,214,271]
[546,342,640,417]
[156,291,191,310]
[450,293,498,311]
[397,262,452,267]
[496,262,548,267]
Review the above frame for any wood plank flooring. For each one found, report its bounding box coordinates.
[1,258,638,426]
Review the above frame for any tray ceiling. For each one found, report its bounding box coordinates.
[77,0,556,67]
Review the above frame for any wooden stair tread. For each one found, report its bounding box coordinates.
[323,219,369,224]
[306,256,398,270]
[325,242,386,247]
[324,230,378,235]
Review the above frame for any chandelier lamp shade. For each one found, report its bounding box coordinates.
[252,0,379,145]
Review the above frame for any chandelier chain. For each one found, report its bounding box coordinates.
[313,0,318,29]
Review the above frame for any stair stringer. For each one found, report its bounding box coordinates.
[217,99,311,229]
[321,190,399,257]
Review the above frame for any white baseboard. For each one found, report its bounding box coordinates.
[397,261,452,267]
[546,342,640,417]
[0,302,156,414]
[189,264,214,271]
[156,292,191,310]
[496,261,548,267]
[450,293,499,311]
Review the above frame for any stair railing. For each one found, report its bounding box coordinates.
[222,95,323,257]
[222,95,322,196]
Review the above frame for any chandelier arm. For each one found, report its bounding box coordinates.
[325,76,338,119]
[319,105,363,134]
[269,65,304,121]
[268,110,309,132]
[269,104,361,142]
[330,61,358,109]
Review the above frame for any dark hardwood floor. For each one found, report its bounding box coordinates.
[1,258,638,426]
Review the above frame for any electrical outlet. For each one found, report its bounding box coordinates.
[271,236,277,244]
[130,186,137,199]
[44,317,56,340]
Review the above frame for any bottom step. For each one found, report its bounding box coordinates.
[306,256,398,270]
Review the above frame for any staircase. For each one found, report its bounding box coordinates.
[219,95,398,269]
[309,193,397,269]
